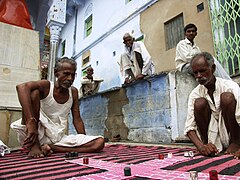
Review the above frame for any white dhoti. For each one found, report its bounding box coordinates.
[11,81,102,148]
[11,118,102,147]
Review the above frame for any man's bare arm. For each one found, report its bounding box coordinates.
[71,87,86,134]
[187,130,218,156]
[16,80,50,120]
[17,80,50,148]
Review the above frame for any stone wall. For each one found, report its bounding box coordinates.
[71,71,197,143]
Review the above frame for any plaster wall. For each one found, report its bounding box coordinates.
[59,0,158,91]
[58,12,75,58]
[71,71,197,143]
[140,0,215,73]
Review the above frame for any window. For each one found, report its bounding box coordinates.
[164,13,184,50]
[84,15,92,37]
[197,2,204,13]
[82,50,91,67]
[82,56,90,65]
[61,40,66,56]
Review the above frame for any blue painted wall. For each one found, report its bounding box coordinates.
[123,74,172,143]
[68,72,197,143]
[69,73,173,143]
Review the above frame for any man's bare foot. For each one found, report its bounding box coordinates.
[41,144,53,156]
[28,143,44,158]
[225,143,240,154]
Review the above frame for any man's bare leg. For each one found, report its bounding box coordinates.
[194,98,211,144]
[22,89,43,158]
[48,137,105,153]
[125,69,135,84]
[135,52,143,71]
[221,92,240,154]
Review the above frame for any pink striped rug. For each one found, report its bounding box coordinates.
[0,144,239,179]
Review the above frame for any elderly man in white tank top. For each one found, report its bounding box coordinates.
[11,57,105,158]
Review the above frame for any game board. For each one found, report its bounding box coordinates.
[0,144,239,179]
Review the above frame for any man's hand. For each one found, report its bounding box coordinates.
[198,143,218,156]
[124,78,131,84]
[87,89,93,95]
[24,119,38,148]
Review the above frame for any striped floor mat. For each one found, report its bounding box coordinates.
[0,144,239,179]
[162,153,240,176]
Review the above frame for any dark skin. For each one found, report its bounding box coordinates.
[17,62,104,158]
[187,56,240,159]
[185,27,197,44]
[123,35,145,84]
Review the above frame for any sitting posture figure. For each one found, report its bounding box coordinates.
[118,33,155,84]
[184,52,240,159]
[175,23,231,80]
[79,67,103,97]
[175,23,201,74]
[11,57,105,158]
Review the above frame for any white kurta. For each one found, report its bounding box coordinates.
[175,38,201,72]
[11,81,102,147]
[184,77,240,152]
[175,38,231,80]
[119,41,155,78]
[79,75,103,98]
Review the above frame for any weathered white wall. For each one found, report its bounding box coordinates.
[58,0,157,91]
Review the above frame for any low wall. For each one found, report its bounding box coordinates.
[71,71,197,143]
[0,108,21,148]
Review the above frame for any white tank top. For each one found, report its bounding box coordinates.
[39,81,73,143]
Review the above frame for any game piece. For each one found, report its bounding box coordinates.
[158,154,164,159]
[73,152,78,157]
[209,170,218,180]
[167,153,172,158]
[189,171,198,180]
[188,151,194,158]
[83,157,89,164]
[65,152,70,158]
[124,166,131,176]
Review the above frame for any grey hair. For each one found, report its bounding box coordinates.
[191,52,214,67]
[54,57,77,72]
[123,33,133,39]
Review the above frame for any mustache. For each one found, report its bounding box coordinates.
[64,80,72,85]
[196,77,208,83]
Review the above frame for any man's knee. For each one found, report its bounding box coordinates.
[194,97,209,112]
[93,137,105,152]
[220,92,236,108]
